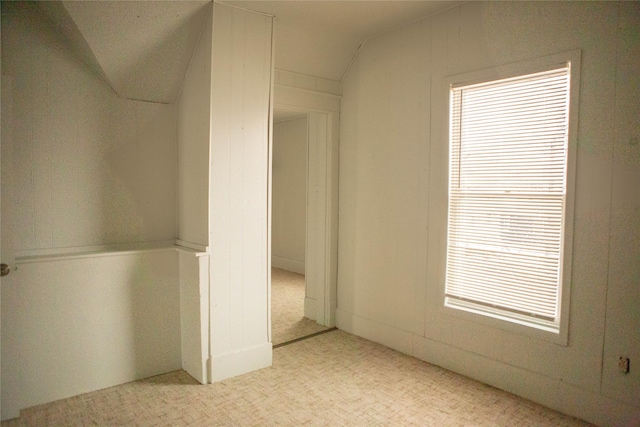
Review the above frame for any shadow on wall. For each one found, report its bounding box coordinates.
[0,252,182,419]
[1,2,182,419]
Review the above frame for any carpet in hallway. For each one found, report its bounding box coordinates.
[271,267,329,345]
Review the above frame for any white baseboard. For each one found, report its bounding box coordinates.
[271,255,305,274]
[209,343,272,383]
[336,308,414,355]
[335,308,640,427]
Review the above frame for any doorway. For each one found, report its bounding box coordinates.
[270,109,330,345]
[268,79,340,348]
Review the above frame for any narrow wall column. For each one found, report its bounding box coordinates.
[208,3,274,381]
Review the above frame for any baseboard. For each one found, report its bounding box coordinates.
[335,309,640,427]
[209,343,272,383]
[336,308,414,356]
[271,255,305,274]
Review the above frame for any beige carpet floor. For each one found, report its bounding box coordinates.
[271,267,329,345]
[2,329,592,426]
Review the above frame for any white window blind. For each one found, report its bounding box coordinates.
[445,66,571,332]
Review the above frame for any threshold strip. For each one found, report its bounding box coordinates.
[273,327,338,349]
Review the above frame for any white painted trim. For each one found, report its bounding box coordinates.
[266,7,276,348]
[271,255,305,274]
[209,343,272,382]
[325,112,339,327]
[15,241,177,264]
[274,85,340,113]
[336,308,640,427]
[306,112,329,326]
[206,2,216,383]
[273,86,340,329]
[175,239,209,253]
[274,69,342,96]
[15,241,210,264]
[274,114,307,124]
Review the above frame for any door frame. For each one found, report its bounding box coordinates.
[272,84,340,327]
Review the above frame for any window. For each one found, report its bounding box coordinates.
[445,53,579,339]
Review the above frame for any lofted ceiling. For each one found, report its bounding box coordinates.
[38,1,211,104]
[38,0,461,104]
[222,1,460,82]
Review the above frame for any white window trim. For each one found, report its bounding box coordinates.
[441,50,581,346]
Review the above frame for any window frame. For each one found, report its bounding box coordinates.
[441,50,581,346]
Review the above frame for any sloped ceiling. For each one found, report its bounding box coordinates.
[222,1,460,82]
[38,0,461,104]
[39,1,211,104]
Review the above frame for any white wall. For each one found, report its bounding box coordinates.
[3,2,177,255]
[208,3,274,381]
[178,250,209,384]
[2,251,181,419]
[337,2,640,425]
[177,4,211,249]
[600,2,640,407]
[272,117,307,274]
[1,2,181,419]
[175,3,212,385]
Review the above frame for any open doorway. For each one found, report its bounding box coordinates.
[271,108,330,345]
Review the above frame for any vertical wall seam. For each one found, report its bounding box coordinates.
[421,14,434,343]
[266,14,276,344]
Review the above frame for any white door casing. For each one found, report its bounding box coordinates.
[1,74,17,421]
[273,83,340,327]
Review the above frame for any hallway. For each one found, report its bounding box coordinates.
[271,268,329,345]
